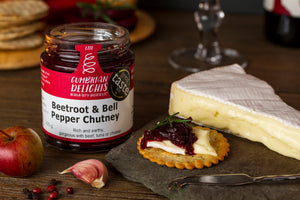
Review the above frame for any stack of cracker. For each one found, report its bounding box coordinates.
[0,0,49,70]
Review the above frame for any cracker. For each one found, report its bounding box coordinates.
[0,20,29,28]
[0,1,48,22]
[0,21,45,41]
[137,127,230,170]
[0,45,44,70]
[0,33,43,50]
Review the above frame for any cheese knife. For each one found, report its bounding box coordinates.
[168,173,300,190]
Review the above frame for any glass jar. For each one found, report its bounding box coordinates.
[41,22,134,152]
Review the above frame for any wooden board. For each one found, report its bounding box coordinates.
[0,45,43,70]
[130,10,155,44]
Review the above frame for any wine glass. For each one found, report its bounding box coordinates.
[169,0,247,73]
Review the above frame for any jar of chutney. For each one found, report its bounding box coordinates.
[41,22,134,152]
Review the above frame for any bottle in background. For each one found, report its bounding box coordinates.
[264,0,300,47]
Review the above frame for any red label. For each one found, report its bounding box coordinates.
[41,44,134,100]
[273,0,291,16]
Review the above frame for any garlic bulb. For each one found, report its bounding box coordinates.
[59,159,108,189]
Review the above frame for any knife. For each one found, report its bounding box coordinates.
[168,173,300,190]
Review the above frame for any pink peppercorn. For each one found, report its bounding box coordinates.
[32,187,42,194]
[49,191,58,199]
[66,187,74,194]
[47,185,56,192]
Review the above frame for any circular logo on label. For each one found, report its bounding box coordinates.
[108,67,131,101]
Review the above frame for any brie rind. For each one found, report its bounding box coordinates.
[146,127,217,156]
[169,64,300,160]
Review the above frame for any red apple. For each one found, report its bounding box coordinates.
[0,126,44,177]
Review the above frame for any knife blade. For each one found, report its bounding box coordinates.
[168,173,300,190]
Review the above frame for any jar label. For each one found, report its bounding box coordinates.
[41,44,134,143]
[264,0,300,17]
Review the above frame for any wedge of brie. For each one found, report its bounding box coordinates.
[146,127,217,156]
[169,64,300,160]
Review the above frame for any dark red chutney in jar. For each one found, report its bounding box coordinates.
[41,23,134,152]
[140,120,198,155]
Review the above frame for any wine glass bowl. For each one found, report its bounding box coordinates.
[169,0,247,72]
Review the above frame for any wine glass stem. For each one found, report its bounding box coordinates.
[194,0,224,65]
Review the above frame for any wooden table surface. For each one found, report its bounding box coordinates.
[0,10,299,199]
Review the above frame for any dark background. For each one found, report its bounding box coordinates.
[138,0,263,14]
